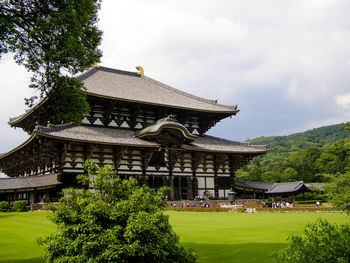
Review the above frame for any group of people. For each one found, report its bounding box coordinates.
[271,201,294,208]
[168,201,212,208]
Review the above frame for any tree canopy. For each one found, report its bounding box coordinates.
[236,136,350,183]
[38,161,197,263]
[273,219,350,263]
[325,172,350,213]
[0,0,102,123]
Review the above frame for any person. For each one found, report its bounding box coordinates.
[316,201,320,207]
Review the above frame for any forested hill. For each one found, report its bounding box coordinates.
[247,123,350,153]
[237,123,350,183]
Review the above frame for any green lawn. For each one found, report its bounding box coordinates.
[0,211,349,263]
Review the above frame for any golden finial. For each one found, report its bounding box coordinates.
[136,66,144,75]
[92,62,100,68]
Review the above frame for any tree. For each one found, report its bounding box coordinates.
[281,167,298,182]
[325,171,350,213]
[38,161,197,263]
[273,219,350,263]
[1,0,102,124]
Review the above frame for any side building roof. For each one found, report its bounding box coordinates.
[234,180,312,194]
[234,180,274,190]
[0,174,62,192]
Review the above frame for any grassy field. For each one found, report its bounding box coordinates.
[0,211,349,263]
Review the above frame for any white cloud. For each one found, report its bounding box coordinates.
[1,0,350,149]
[336,94,350,109]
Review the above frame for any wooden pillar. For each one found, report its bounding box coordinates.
[213,154,218,199]
[34,189,37,203]
[143,176,149,186]
[243,188,246,198]
[187,177,193,200]
[163,176,169,200]
[228,155,235,193]
[262,191,265,200]
[178,177,182,200]
[192,177,198,197]
[253,190,256,199]
[169,176,174,200]
[14,190,17,201]
[168,149,175,200]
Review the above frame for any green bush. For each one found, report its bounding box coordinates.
[273,219,350,263]
[13,200,27,212]
[294,200,321,205]
[295,190,326,202]
[39,161,197,263]
[0,201,10,212]
[263,201,273,207]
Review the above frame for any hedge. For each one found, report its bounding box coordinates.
[294,200,322,205]
[0,201,10,212]
[13,200,27,212]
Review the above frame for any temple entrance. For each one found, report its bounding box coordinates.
[148,175,165,189]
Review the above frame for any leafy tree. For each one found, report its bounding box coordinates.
[281,167,298,182]
[273,219,350,263]
[325,172,350,213]
[38,161,197,263]
[0,0,102,124]
[261,171,280,183]
[235,169,250,181]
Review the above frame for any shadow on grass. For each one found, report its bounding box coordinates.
[0,258,44,263]
[0,213,16,219]
[181,242,286,263]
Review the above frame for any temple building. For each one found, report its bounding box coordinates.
[0,66,267,203]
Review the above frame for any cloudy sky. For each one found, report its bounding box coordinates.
[1,0,350,156]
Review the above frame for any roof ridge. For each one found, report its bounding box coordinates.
[202,134,244,145]
[268,184,277,191]
[75,66,140,81]
[203,134,268,150]
[35,122,74,133]
[141,75,237,110]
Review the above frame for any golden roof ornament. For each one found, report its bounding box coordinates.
[92,62,100,68]
[136,66,144,75]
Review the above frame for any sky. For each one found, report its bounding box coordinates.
[1,0,350,157]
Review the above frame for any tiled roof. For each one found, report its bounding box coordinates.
[36,124,160,147]
[266,181,306,194]
[235,180,311,194]
[135,116,197,143]
[77,66,239,113]
[37,124,266,154]
[0,174,61,191]
[1,124,267,161]
[36,124,267,153]
[235,180,274,190]
[183,135,268,154]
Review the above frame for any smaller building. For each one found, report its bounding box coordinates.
[234,180,311,201]
[0,174,62,205]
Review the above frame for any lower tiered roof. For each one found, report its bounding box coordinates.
[0,123,268,157]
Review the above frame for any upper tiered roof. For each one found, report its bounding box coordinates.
[9,66,239,128]
[77,66,238,113]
